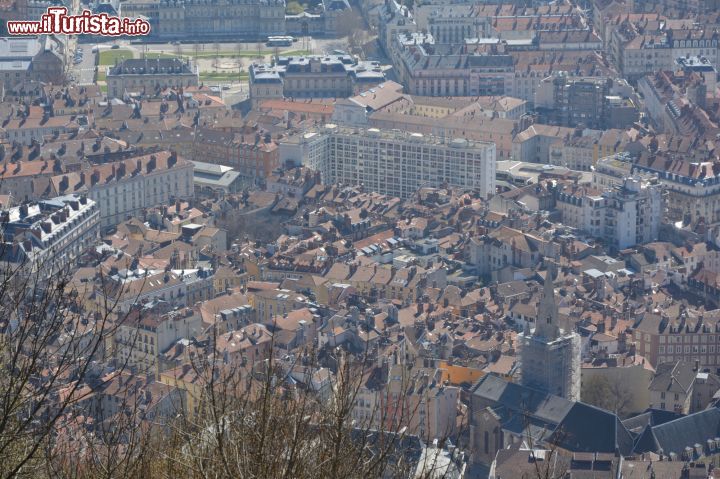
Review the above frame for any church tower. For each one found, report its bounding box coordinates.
[518,261,581,401]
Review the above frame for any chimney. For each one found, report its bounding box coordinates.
[168,151,177,168]
[147,155,157,173]
[79,171,86,185]
[19,204,28,218]
[90,169,100,186]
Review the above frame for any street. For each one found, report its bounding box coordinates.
[70,45,97,85]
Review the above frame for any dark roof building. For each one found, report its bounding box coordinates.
[469,374,634,466]
[106,58,198,99]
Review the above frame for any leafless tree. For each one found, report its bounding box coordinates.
[0,227,461,478]
[582,375,633,418]
[151,320,463,479]
[0,243,133,479]
[335,8,368,56]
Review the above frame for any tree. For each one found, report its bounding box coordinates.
[286,0,304,14]
[335,8,368,55]
[214,42,221,73]
[581,375,634,418]
[0,246,133,478]
[0,213,462,478]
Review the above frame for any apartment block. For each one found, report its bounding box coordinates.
[47,151,194,230]
[115,306,203,376]
[0,194,99,275]
[535,74,638,130]
[281,124,496,199]
[383,366,460,442]
[635,153,720,234]
[556,176,662,250]
[634,311,720,372]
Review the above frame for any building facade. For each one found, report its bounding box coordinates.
[535,74,638,130]
[49,151,194,230]
[121,0,286,40]
[556,176,662,250]
[106,58,198,99]
[249,55,386,107]
[281,124,496,199]
[0,194,100,275]
[634,154,720,238]
[0,36,65,89]
[633,311,720,372]
[115,307,203,376]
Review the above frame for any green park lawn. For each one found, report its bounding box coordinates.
[98,49,134,65]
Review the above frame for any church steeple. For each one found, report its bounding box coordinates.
[534,260,560,340]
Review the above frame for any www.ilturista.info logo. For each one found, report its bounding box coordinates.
[7,7,151,36]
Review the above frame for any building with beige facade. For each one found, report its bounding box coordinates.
[635,153,720,241]
[249,55,386,107]
[120,0,286,40]
[106,58,198,99]
[47,150,194,230]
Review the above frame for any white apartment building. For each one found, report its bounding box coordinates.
[281,124,496,199]
[0,194,100,275]
[635,154,720,235]
[556,176,663,250]
[49,151,194,230]
[115,307,203,375]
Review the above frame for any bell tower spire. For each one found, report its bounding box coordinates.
[534,260,560,340]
